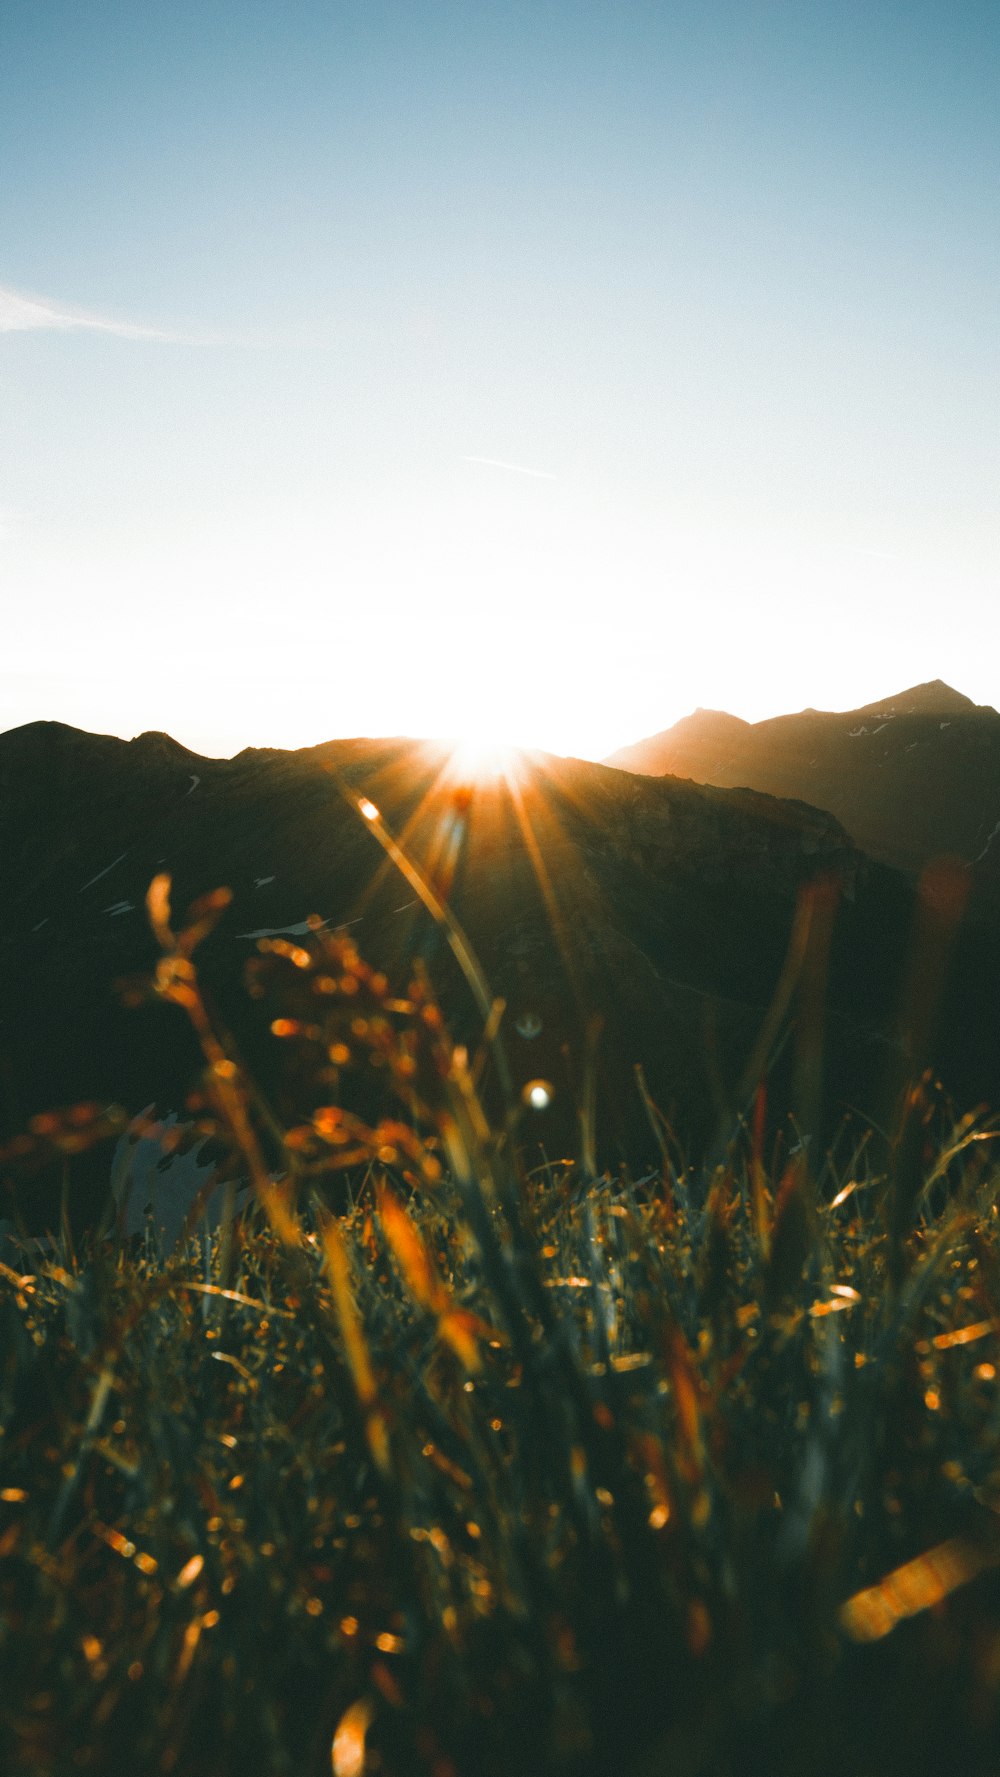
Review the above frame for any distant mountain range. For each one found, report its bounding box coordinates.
[605,681,1000,898]
[2,707,999,1226]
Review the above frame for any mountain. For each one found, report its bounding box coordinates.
[2,718,999,1226]
[604,682,1000,896]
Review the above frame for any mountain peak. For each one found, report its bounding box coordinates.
[128,729,205,763]
[687,706,750,725]
[855,680,977,718]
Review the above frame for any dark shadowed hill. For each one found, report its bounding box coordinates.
[605,681,1000,902]
[2,718,999,1225]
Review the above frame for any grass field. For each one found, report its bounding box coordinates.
[4,874,1000,1776]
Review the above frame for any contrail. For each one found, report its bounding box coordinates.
[463,455,558,481]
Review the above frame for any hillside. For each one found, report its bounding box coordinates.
[2,718,999,1225]
[604,681,1000,892]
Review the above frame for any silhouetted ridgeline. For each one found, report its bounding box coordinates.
[2,714,999,1228]
[605,680,1000,904]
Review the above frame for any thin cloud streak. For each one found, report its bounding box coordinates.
[0,282,202,342]
[463,455,558,481]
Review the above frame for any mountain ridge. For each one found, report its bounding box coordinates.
[604,681,1000,888]
[3,708,1000,1228]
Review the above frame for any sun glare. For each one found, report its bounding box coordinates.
[444,735,524,785]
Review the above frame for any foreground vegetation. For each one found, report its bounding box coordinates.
[4,871,1000,1776]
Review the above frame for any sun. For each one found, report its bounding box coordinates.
[443,734,525,785]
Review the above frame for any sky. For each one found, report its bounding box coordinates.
[1,0,997,761]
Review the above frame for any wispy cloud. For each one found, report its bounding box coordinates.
[0,282,192,342]
[463,455,558,481]
[846,545,903,564]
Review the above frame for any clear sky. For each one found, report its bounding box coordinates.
[1,0,997,760]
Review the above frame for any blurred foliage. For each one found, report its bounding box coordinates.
[4,873,1000,1777]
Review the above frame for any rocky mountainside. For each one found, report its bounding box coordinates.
[2,718,998,1224]
[604,681,1000,895]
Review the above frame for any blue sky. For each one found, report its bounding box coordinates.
[1,0,996,757]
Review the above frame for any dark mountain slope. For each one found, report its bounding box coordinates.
[604,681,1000,897]
[2,719,998,1224]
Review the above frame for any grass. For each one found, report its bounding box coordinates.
[4,853,1000,1776]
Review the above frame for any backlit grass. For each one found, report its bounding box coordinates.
[4,864,1000,1775]
[4,1095,1000,1774]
